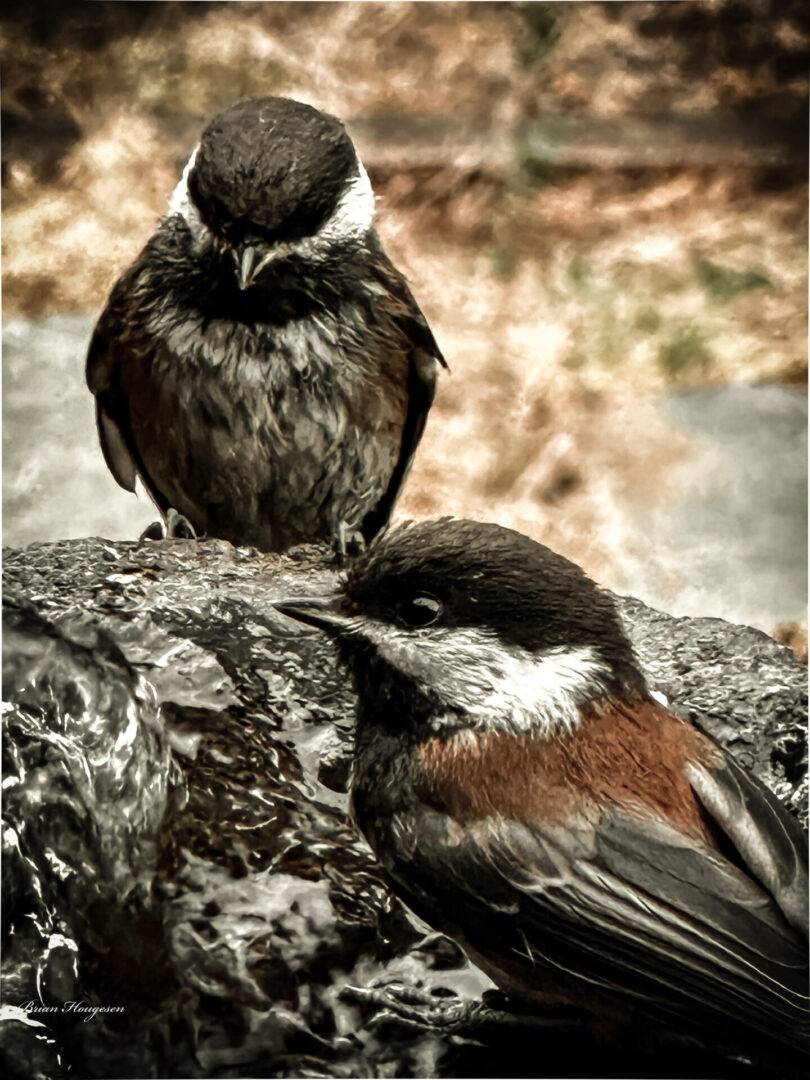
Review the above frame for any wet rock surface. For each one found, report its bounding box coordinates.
[2,537,807,1079]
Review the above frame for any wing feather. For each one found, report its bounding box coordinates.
[360,245,445,541]
[686,754,808,937]
[86,258,180,515]
[382,799,809,1056]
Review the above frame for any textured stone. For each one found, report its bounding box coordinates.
[2,537,806,1079]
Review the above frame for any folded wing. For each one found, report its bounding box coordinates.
[383,773,809,1059]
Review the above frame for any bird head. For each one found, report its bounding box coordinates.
[169,96,376,289]
[277,519,647,742]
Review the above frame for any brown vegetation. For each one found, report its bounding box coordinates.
[2,1,806,636]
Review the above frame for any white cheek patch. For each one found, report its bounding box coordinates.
[358,622,611,740]
[168,146,213,249]
[316,160,376,245]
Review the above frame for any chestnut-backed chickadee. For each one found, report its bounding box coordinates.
[277,518,809,1069]
[87,97,444,552]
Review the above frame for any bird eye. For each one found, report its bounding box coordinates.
[398,594,443,629]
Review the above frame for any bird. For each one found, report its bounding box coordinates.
[276,518,810,1072]
[86,96,445,553]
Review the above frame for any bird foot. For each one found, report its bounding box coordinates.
[166,508,197,539]
[334,521,367,560]
[139,508,198,543]
[341,982,472,1033]
[341,982,588,1040]
[139,520,167,542]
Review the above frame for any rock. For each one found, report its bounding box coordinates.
[2,537,806,1079]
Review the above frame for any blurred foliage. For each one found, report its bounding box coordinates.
[633,0,810,84]
[491,246,520,282]
[1,0,806,397]
[659,325,715,379]
[773,621,809,665]
[697,257,771,303]
[568,258,592,292]
[634,306,663,335]
[559,257,755,385]
[516,2,560,67]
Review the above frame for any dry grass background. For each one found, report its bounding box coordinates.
[2,0,807,637]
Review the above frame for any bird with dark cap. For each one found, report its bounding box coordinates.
[87,97,444,552]
[278,518,809,1075]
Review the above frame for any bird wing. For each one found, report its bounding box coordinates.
[86,266,170,512]
[685,749,808,938]
[383,783,809,1056]
[359,243,446,542]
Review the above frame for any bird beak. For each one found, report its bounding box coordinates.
[236,245,277,290]
[274,597,356,637]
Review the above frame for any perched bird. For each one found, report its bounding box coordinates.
[278,519,809,1070]
[86,96,444,552]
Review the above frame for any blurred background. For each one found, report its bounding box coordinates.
[2,0,807,650]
